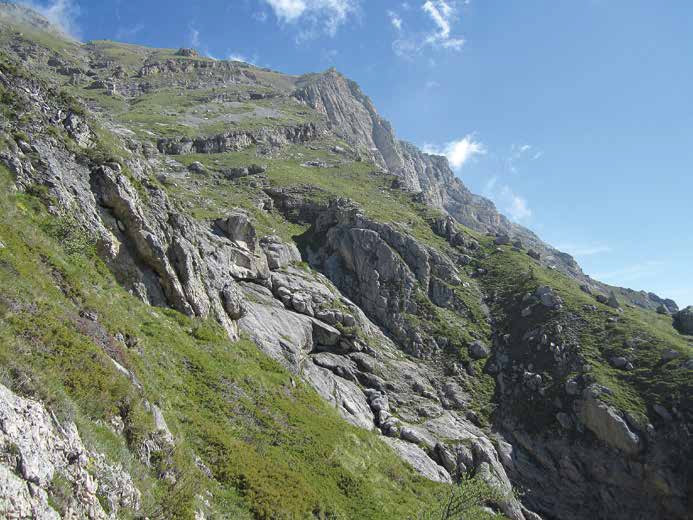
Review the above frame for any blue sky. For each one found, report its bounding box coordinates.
[21,0,693,307]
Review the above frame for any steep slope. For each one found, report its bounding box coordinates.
[0,4,691,520]
[292,68,679,313]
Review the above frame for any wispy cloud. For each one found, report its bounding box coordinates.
[594,261,664,283]
[557,243,613,257]
[483,176,533,222]
[253,10,268,22]
[262,0,359,38]
[422,0,465,50]
[425,80,440,89]
[321,48,339,62]
[388,10,403,30]
[507,143,542,173]
[187,24,223,60]
[19,0,81,39]
[392,0,466,58]
[115,23,144,42]
[228,51,259,65]
[423,134,485,169]
[188,25,201,47]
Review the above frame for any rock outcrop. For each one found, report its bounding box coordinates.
[673,306,693,335]
[0,384,140,519]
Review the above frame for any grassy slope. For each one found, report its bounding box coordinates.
[476,238,692,427]
[0,160,475,518]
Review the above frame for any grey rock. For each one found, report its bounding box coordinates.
[0,383,140,518]
[381,437,451,483]
[312,319,342,348]
[607,291,621,309]
[260,235,301,270]
[660,349,681,362]
[399,426,435,450]
[578,397,641,454]
[565,379,580,395]
[673,306,693,335]
[556,412,573,429]
[188,161,205,173]
[535,285,562,308]
[494,234,510,245]
[656,304,671,315]
[653,404,672,421]
[215,211,257,250]
[302,362,374,430]
[610,356,630,369]
[221,283,245,319]
[468,340,490,359]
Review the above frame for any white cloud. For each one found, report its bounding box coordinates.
[20,0,80,39]
[187,25,222,60]
[425,80,440,88]
[188,26,200,47]
[228,52,251,63]
[422,0,465,50]
[423,134,485,169]
[393,0,466,58]
[483,176,532,222]
[388,10,403,30]
[262,0,359,37]
[505,191,532,221]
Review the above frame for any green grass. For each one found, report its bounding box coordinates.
[476,241,692,426]
[0,159,478,518]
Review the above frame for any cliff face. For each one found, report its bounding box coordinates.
[0,5,691,520]
[293,69,590,279]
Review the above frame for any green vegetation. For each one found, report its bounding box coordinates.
[0,161,472,518]
[416,476,502,519]
[477,241,692,425]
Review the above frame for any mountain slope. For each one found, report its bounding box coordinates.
[0,4,691,520]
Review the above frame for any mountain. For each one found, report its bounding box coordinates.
[0,4,691,519]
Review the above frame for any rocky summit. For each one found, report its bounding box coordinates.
[0,4,691,520]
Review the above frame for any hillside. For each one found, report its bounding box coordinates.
[0,4,691,519]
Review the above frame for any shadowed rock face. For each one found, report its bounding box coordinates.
[674,306,693,335]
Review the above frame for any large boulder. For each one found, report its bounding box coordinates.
[468,340,490,359]
[673,306,693,335]
[215,210,257,251]
[381,437,451,483]
[260,235,301,270]
[535,285,562,308]
[578,391,641,454]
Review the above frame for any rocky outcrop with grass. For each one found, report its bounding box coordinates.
[0,4,690,519]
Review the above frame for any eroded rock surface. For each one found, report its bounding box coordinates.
[0,384,140,519]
